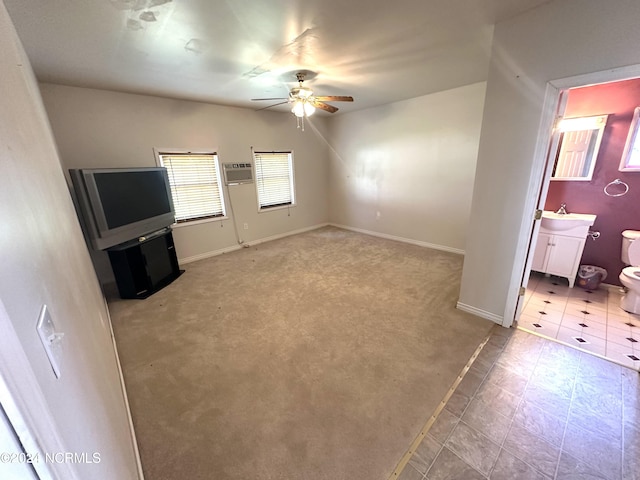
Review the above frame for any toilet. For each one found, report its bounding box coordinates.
[619,230,640,314]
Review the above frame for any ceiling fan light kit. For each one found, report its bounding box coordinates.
[252,71,354,131]
[291,100,315,118]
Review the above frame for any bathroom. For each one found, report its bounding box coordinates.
[521,77,640,369]
[544,77,640,284]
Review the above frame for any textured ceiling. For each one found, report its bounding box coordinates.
[4,0,552,115]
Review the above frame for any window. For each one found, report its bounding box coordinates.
[157,152,226,223]
[253,151,296,210]
[620,106,640,172]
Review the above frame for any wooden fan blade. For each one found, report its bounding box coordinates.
[312,101,338,113]
[251,97,288,101]
[255,101,289,112]
[314,96,353,102]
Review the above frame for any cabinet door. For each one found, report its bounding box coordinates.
[140,234,175,287]
[531,232,552,272]
[109,231,181,299]
[546,235,585,278]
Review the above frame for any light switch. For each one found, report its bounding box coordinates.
[36,305,64,378]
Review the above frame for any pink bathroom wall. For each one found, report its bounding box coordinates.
[545,78,640,287]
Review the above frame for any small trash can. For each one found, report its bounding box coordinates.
[577,265,607,290]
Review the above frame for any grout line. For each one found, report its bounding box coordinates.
[387,327,495,480]
[551,346,582,480]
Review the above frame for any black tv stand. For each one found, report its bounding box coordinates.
[107,228,183,299]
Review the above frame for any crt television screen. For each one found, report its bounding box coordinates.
[94,170,173,229]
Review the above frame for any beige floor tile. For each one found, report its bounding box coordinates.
[526,296,567,313]
[523,276,640,372]
[560,312,591,330]
[524,306,564,325]
[581,309,607,325]
[575,319,607,338]
[607,322,634,338]
[563,304,592,319]
[608,329,639,348]
[555,326,606,356]
[518,319,560,339]
[608,310,632,323]
[567,298,606,314]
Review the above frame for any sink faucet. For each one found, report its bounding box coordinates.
[556,203,568,214]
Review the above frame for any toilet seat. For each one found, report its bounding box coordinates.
[622,266,640,280]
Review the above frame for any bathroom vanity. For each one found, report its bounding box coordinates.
[531,211,597,287]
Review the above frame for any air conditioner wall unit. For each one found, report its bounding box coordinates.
[223,162,253,185]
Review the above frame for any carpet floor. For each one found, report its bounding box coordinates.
[107,226,494,480]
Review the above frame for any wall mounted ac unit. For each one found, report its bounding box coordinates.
[223,162,253,185]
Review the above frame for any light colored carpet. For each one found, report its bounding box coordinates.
[107,226,493,480]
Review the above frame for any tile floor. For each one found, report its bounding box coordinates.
[519,272,640,371]
[396,326,640,480]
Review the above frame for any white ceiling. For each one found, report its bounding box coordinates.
[4,0,552,115]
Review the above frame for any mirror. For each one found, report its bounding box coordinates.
[619,106,640,172]
[551,114,608,181]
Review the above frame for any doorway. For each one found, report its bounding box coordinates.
[511,65,640,371]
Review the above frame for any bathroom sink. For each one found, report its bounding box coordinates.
[541,211,597,231]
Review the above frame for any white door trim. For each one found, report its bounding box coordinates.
[502,82,562,327]
[0,402,38,479]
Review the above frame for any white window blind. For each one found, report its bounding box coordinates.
[158,153,225,223]
[253,151,295,209]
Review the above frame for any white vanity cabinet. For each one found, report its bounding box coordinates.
[531,233,586,287]
[531,211,597,288]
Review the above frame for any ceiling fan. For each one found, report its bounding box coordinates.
[251,72,354,121]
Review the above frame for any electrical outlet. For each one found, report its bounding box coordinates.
[376,211,381,220]
[243,223,248,230]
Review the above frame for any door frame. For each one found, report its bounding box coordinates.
[0,298,75,480]
[504,63,640,327]
[0,401,38,479]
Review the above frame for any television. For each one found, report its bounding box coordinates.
[69,167,176,250]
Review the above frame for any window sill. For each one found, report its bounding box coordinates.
[172,216,228,228]
[258,204,296,214]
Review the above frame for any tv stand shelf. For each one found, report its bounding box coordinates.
[108,229,183,299]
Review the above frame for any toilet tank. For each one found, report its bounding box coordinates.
[622,230,640,264]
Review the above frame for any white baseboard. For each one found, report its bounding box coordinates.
[456,301,504,325]
[600,282,624,293]
[178,223,330,265]
[179,244,244,265]
[180,222,463,264]
[329,223,465,255]
[240,223,331,249]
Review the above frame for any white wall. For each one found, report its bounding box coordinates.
[40,84,331,282]
[459,0,640,322]
[0,2,140,478]
[327,82,486,252]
